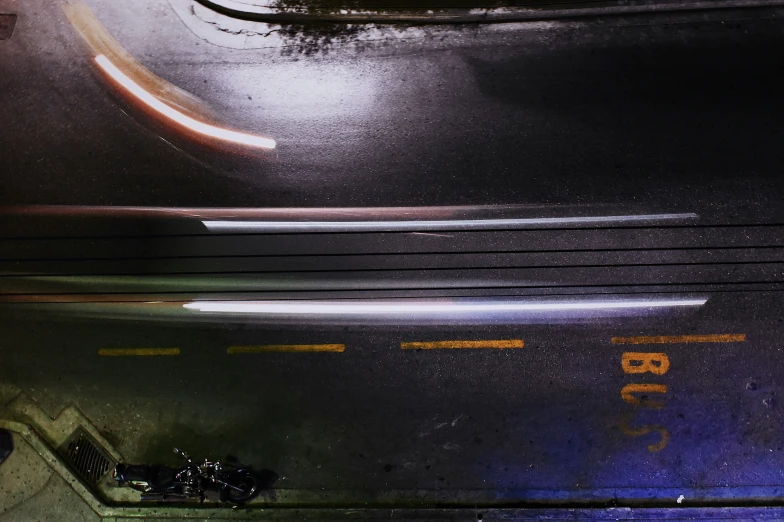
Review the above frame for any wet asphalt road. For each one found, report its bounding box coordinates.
[0,0,783,221]
[2,0,784,506]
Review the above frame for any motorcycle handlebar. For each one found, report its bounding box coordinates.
[173,447,193,463]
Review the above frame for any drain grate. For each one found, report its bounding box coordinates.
[61,428,115,485]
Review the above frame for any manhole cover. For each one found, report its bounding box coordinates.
[0,14,16,40]
[60,428,115,485]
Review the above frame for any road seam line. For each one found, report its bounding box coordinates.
[611,334,746,345]
[401,339,524,349]
[227,344,346,353]
[97,348,180,356]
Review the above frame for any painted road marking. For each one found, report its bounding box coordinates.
[619,414,670,453]
[401,339,524,350]
[611,334,746,345]
[227,344,346,354]
[620,352,671,452]
[98,348,180,356]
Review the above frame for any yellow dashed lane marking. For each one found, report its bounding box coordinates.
[611,334,746,345]
[227,344,346,354]
[401,339,524,350]
[98,348,180,356]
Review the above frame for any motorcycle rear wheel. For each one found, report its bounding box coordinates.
[225,472,260,504]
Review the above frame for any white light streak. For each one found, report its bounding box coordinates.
[94,54,276,149]
[202,213,698,233]
[183,298,707,316]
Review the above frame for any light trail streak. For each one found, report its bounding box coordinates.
[95,54,276,149]
[184,298,707,316]
[202,213,698,232]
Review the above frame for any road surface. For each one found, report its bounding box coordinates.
[1,0,784,508]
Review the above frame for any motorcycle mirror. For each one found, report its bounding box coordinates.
[174,447,192,461]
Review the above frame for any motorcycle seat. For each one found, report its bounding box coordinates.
[150,465,175,488]
[120,464,151,482]
[119,464,176,488]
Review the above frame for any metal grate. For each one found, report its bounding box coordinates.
[61,428,114,485]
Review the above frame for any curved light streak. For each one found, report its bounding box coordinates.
[184,298,707,316]
[202,213,698,233]
[94,54,276,149]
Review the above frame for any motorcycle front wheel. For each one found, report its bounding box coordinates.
[224,472,260,504]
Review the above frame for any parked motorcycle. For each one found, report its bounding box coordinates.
[114,447,260,504]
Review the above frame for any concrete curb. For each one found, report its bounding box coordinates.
[194,0,784,25]
[7,393,123,462]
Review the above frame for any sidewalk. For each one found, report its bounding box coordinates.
[0,429,100,522]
